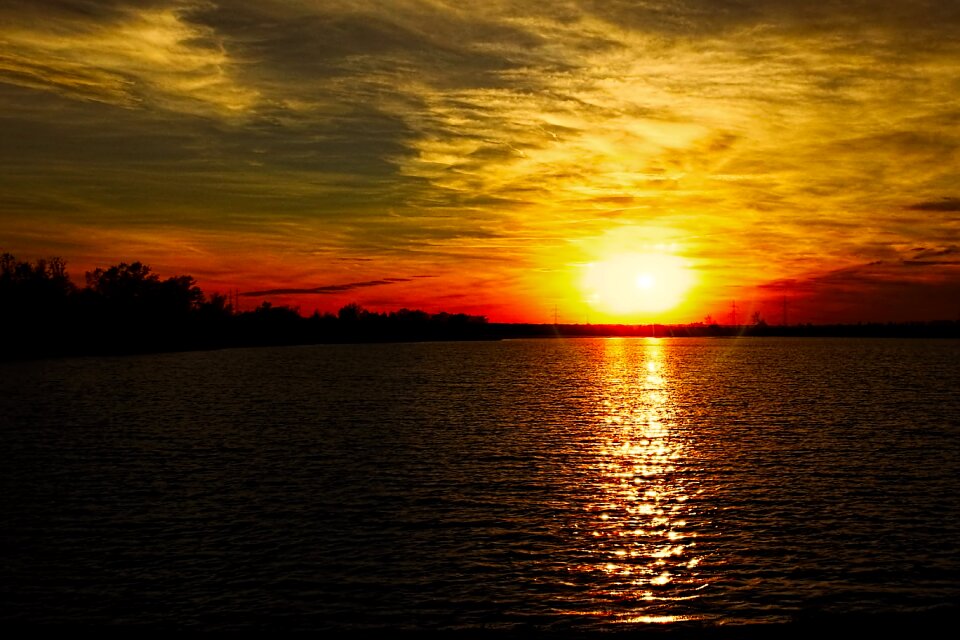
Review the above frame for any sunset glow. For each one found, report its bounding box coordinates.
[2,1,960,323]
[582,253,695,316]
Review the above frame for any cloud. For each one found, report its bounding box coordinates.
[912,245,960,259]
[242,277,432,297]
[907,198,960,212]
[4,0,960,321]
[758,262,887,294]
[579,1,960,43]
[902,260,960,267]
[0,1,257,114]
[755,259,960,322]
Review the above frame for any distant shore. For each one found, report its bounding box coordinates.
[493,320,960,340]
[4,319,960,362]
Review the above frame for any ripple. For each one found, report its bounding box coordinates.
[2,338,959,630]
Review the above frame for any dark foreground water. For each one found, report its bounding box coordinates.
[2,337,959,633]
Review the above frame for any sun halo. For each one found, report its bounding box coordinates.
[581,252,695,317]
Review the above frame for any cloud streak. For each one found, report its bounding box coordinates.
[907,198,960,212]
[242,276,434,297]
[0,1,256,114]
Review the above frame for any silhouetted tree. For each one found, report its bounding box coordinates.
[157,275,204,314]
[83,263,203,318]
[0,253,78,357]
[0,253,74,302]
[338,302,366,323]
[199,292,231,319]
[85,261,156,300]
[393,308,430,324]
[73,261,209,351]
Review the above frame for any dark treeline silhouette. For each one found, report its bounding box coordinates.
[2,253,959,360]
[0,254,491,359]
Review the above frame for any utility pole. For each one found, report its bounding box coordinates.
[553,304,558,325]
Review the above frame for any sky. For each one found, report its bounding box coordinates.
[2,0,959,323]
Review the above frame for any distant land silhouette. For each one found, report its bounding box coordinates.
[2,253,959,360]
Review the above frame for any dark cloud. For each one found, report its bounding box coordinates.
[243,277,420,297]
[194,2,559,91]
[578,0,960,39]
[903,244,960,265]
[758,262,885,293]
[0,0,165,21]
[756,260,960,322]
[907,198,960,212]
[911,245,960,259]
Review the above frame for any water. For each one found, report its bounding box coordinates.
[2,337,959,632]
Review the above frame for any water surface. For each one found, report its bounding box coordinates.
[2,337,959,631]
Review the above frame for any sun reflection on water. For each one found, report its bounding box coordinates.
[575,338,704,624]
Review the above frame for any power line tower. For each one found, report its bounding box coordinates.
[781,295,788,326]
[729,300,739,326]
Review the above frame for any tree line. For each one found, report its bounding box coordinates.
[0,254,490,359]
[5,253,956,360]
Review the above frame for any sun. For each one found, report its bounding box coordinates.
[581,252,695,316]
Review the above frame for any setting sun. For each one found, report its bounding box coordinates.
[581,253,695,316]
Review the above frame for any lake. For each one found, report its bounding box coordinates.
[2,337,959,632]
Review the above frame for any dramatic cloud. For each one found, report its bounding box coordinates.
[3,0,960,321]
[0,1,256,113]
